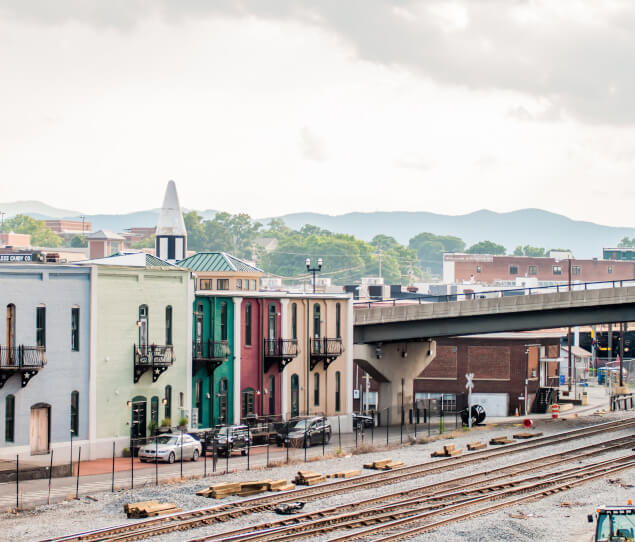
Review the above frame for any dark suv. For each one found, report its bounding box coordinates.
[278,416,331,448]
[213,425,251,457]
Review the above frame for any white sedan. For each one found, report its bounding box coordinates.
[138,434,201,463]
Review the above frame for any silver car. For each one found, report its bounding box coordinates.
[138,434,202,463]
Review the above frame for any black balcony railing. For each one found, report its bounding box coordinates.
[264,339,299,372]
[193,340,229,375]
[0,345,47,388]
[310,337,343,370]
[133,344,175,383]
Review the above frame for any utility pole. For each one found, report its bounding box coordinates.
[363,373,370,413]
[620,321,625,388]
[567,257,573,395]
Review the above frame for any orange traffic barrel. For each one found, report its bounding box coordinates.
[551,403,560,419]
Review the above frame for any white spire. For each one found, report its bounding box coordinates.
[156,180,187,236]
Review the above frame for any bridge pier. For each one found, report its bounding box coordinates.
[354,341,436,425]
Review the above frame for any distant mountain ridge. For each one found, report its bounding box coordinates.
[1,201,633,259]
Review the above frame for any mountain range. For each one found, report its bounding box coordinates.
[1,202,633,259]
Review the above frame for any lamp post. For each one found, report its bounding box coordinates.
[305,258,323,294]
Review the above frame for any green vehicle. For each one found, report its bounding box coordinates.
[588,504,635,541]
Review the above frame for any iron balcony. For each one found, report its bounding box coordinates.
[133,344,175,383]
[263,339,299,371]
[310,338,343,370]
[0,345,47,388]
[192,340,230,375]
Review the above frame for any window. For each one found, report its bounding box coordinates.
[552,265,562,275]
[5,395,14,442]
[71,391,79,436]
[219,378,228,423]
[245,302,252,346]
[268,303,276,342]
[268,374,275,415]
[335,371,341,412]
[71,307,80,351]
[336,303,341,338]
[199,279,212,290]
[509,265,518,275]
[291,303,297,340]
[572,266,581,276]
[241,388,255,418]
[165,306,173,345]
[236,279,242,289]
[217,279,229,290]
[608,265,613,274]
[164,385,172,420]
[314,373,320,406]
[250,280,256,290]
[313,304,321,338]
[36,306,46,349]
[220,302,228,341]
[151,396,159,427]
[528,265,537,275]
[476,265,481,273]
[138,305,148,347]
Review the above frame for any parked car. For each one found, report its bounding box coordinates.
[138,434,202,463]
[214,425,251,457]
[353,413,374,429]
[279,416,331,448]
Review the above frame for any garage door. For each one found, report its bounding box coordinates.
[471,393,509,417]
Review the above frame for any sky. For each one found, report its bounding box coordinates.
[1,1,635,226]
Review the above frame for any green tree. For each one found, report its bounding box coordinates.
[183,211,207,251]
[466,240,506,255]
[132,235,155,249]
[1,214,62,247]
[70,235,87,248]
[409,232,465,275]
[618,237,635,248]
[513,245,546,257]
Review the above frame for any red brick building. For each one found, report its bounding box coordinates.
[443,253,635,284]
[414,333,562,416]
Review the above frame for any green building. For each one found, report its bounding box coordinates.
[603,247,635,261]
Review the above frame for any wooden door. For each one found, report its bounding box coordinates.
[6,304,15,365]
[30,406,49,455]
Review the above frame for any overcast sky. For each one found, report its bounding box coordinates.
[1,1,634,225]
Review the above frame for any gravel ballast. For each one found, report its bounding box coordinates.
[2,411,634,542]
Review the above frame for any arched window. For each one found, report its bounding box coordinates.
[164,385,172,421]
[291,303,297,340]
[70,391,79,436]
[290,374,299,418]
[165,306,173,345]
[335,371,341,412]
[220,302,228,341]
[314,373,320,407]
[241,388,255,419]
[5,395,15,442]
[138,305,148,347]
[150,396,159,428]
[130,395,147,440]
[313,304,321,339]
[245,302,252,346]
[336,303,341,339]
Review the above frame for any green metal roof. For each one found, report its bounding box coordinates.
[177,252,262,273]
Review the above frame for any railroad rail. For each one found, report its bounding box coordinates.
[43,418,635,542]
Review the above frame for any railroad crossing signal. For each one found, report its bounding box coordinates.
[465,373,474,391]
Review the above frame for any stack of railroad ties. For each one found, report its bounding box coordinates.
[124,500,182,518]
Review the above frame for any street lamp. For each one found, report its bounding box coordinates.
[306,257,323,294]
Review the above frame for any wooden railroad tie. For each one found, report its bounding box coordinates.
[294,471,327,485]
[467,441,487,451]
[124,500,182,518]
[513,432,543,439]
[362,459,406,470]
[431,443,463,458]
[326,470,362,479]
[196,479,295,499]
[489,436,514,445]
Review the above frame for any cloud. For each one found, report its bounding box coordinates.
[3,1,635,124]
[300,126,326,161]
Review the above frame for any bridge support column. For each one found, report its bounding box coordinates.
[354,341,436,425]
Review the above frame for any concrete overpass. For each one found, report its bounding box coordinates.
[354,284,635,344]
[352,284,635,422]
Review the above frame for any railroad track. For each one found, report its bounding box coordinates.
[43,418,635,542]
[192,454,635,542]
